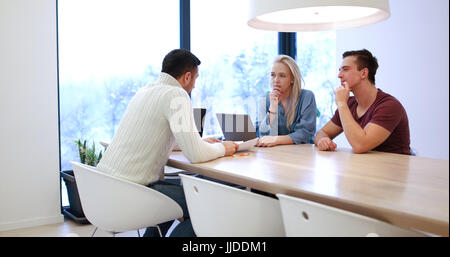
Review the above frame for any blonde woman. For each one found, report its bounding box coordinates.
[256,55,317,147]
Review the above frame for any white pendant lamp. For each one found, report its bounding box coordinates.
[248,0,390,32]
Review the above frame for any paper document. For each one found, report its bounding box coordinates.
[237,138,258,152]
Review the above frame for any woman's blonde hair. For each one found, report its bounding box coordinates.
[272,55,303,129]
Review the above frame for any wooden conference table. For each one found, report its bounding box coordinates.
[167,144,449,236]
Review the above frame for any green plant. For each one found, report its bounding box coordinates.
[74,139,102,166]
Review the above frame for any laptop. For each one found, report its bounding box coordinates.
[193,108,207,137]
[216,113,257,141]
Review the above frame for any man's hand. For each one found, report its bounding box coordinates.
[316,137,337,151]
[256,136,278,147]
[335,82,350,107]
[222,141,239,156]
[203,137,221,144]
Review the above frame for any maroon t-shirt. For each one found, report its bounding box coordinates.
[331,89,411,155]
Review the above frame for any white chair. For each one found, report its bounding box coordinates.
[163,166,195,185]
[179,174,285,237]
[71,162,183,237]
[276,193,425,237]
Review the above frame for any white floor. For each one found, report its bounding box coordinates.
[0,216,181,237]
[0,217,143,237]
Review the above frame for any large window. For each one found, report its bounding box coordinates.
[58,1,337,208]
[297,32,336,130]
[58,0,179,172]
[190,0,278,137]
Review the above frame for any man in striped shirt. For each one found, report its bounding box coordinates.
[97,49,238,237]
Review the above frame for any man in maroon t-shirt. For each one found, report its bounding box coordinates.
[314,49,411,155]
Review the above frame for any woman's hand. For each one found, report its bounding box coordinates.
[268,87,281,125]
[256,136,279,147]
[269,86,281,108]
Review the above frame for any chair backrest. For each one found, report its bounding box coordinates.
[179,174,285,237]
[276,194,425,237]
[71,162,183,233]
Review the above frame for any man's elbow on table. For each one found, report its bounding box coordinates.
[349,142,372,154]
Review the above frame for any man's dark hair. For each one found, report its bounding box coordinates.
[162,49,201,79]
[343,49,379,84]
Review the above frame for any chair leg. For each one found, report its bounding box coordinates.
[91,227,98,237]
[137,229,141,237]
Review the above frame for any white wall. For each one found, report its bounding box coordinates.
[0,0,63,231]
[334,0,449,160]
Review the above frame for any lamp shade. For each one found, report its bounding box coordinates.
[248,0,390,32]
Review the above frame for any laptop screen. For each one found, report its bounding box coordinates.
[216,113,257,141]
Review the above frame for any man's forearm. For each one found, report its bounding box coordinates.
[337,104,366,151]
[314,130,329,145]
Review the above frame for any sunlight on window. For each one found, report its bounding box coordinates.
[58,1,337,173]
[58,0,179,172]
[297,31,337,131]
